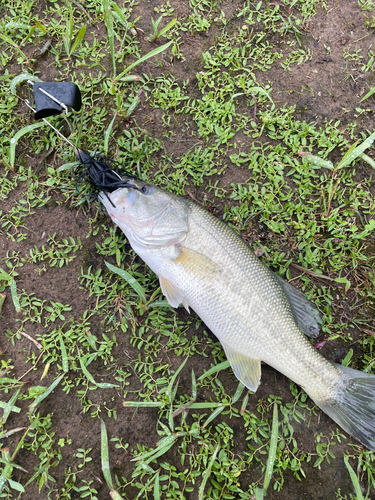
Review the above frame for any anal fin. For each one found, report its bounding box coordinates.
[222,344,261,392]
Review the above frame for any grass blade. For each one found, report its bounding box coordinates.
[0,458,27,474]
[166,357,188,404]
[116,41,172,81]
[10,72,40,94]
[189,402,224,409]
[360,86,375,102]
[198,360,230,381]
[111,3,137,36]
[132,434,181,464]
[0,462,13,495]
[101,419,114,490]
[157,18,177,38]
[79,356,96,383]
[191,370,197,400]
[10,280,21,313]
[79,355,118,389]
[247,86,274,103]
[122,401,165,408]
[0,33,27,59]
[344,455,364,500]
[70,25,86,55]
[34,20,48,33]
[0,293,6,314]
[110,491,124,499]
[9,122,46,169]
[2,389,21,425]
[5,22,31,31]
[29,374,64,410]
[0,428,26,439]
[125,89,143,118]
[232,382,245,404]
[119,75,141,82]
[40,362,50,381]
[59,334,69,373]
[342,348,353,367]
[103,0,116,77]
[361,152,375,169]
[255,488,264,500]
[105,261,147,303]
[202,405,225,428]
[0,402,21,414]
[198,443,220,500]
[104,114,117,155]
[334,131,375,172]
[298,151,333,169]
[240,392,250,414]
[0,268,12,281]
[68,8,73,43]
[22,24,36,44]
[263,402,279,494]
[153,471,160,500]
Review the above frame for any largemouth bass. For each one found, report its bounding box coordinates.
[99,180,375,449]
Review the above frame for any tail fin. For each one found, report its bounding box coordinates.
[316,364,375,450]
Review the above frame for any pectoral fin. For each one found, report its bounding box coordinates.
[159,276,184,308]
[173,247,221,276]
[159,276,190,312]
[222,344,261,392]
[274,273,322,338]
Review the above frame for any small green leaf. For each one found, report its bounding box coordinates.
[0,268,12,281]
[7,478,25,493]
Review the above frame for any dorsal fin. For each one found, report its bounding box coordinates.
[274,273,322,338]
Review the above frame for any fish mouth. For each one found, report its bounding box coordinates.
[99,187,144,226]
[99,186,139,209]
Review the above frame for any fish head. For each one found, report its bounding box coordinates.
[99,180,190,249]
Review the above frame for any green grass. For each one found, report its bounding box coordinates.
[0,0,375,498]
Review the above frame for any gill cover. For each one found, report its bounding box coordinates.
[100,182,190,248]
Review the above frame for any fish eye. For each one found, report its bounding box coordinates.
[141,185,152,194]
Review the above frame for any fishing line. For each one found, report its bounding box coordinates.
[18,80,143,207]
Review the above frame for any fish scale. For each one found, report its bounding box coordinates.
[171,201,340,394]
[100,182,375,450]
